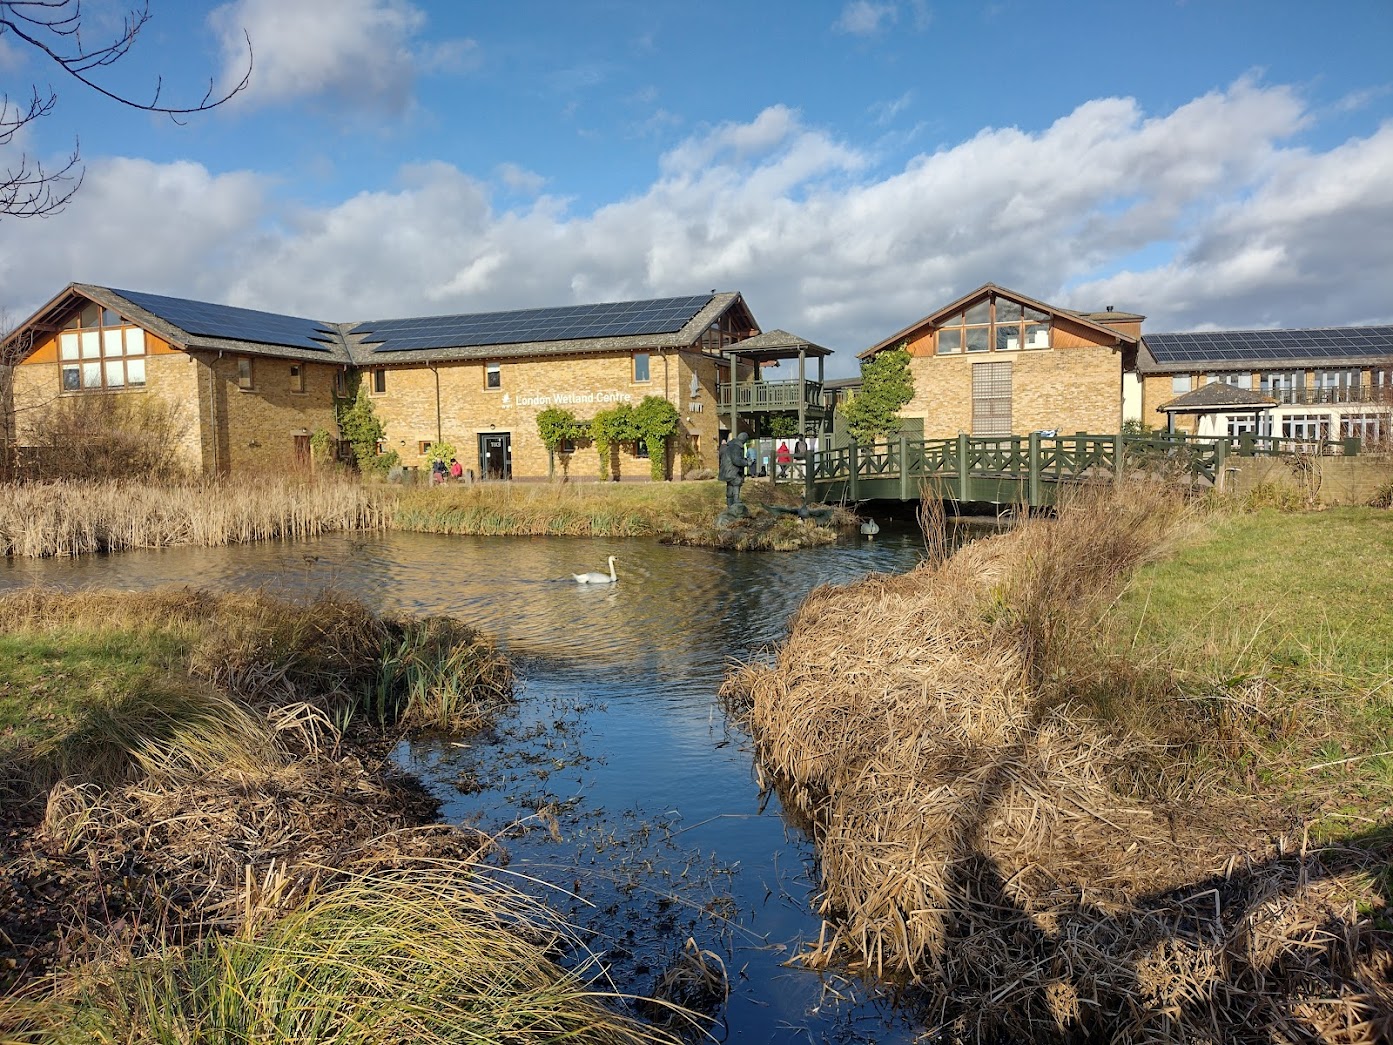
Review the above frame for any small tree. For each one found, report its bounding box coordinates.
[633,395,681,481]
[842,344,914,444]
[338,381,397,475]
[536,406,587,479]
[591,404,637,481]
[765,413,799,438]
[422,440,456,465]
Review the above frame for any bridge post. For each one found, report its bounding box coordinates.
[803,443,815,502]
[1213,436,1229,491]
[1028,431,1042,507]
[1113,433,1124,484]
[848,438,860,501]
[898,434,910,501]
[956,432,970,503]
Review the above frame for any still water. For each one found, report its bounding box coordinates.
[3,525,938,1041]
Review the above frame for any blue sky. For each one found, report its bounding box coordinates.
[3,0,1391,377]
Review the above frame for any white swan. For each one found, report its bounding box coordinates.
[573,555,617,584]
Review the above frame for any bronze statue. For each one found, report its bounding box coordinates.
[718,432,750,507]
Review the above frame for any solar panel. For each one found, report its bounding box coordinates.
[1146,326,1393,364]
[354,294,716,353]
[113,288,338,352]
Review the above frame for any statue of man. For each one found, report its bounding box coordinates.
[718,432,750,506]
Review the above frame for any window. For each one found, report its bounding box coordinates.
[633,352,650,382]
[1282,414,1328,440]
[418,441,433,454]
[1226,414,1271,437]
[1260,371,1304,402]
[936,294,1050,356]
[237,357,254,390]
[57,307,147,392]
[333,370,348,398]
[485,363,501,389]
[1216,372,1253,389]
[371,368,387,395]
[289,364,304,393]
[971,360,1013,435]
[1314,368,1358,402]
[1172,375,1192,394]
[1342,414,1383,443]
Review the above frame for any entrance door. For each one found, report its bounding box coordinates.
[478,433,512,480]
[293,434,311,468]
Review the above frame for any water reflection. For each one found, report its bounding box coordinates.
[2,523,973,1041]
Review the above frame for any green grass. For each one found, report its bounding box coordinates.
[1114,507,1393,688]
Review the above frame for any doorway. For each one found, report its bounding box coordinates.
[478,432,512,480]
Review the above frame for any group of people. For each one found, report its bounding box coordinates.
[430,457,468,484]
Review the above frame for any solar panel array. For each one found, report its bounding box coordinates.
[112,288,339,352]
[353,294,715,354]
[1146,327,1393,364]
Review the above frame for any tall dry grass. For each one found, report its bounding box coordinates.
[1,867,690,1044]
[722,481,1392,1043]
[0,479,390,557]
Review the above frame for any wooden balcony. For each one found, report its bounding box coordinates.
[717,379,828,412]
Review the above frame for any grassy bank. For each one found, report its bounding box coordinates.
[722,485,1391,1043]
[2,477,848,556]
[0,589,685,1041]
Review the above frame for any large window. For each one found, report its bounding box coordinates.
[971,360,1013,435]
[58,304,147,391]
[633,352,650,382]
[1214,372,1253,389]
[1282,414,1328,440]
[1342,414,1384,443]
[1172,375,1193,394]
[936,295,1050,355]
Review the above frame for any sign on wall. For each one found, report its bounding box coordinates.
[506,391,635,409]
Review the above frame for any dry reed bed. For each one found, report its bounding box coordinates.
[0,479,390,557]
[722,484,1391,1043]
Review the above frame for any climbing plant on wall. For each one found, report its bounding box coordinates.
[590,404,638,481]
[633,395,681,481]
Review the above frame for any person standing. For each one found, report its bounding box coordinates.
[775,440,792,479]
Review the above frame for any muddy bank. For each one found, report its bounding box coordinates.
[723,485,1392,1043]
[0,588,510,996]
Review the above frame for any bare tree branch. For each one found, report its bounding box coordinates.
[0,0,252,217]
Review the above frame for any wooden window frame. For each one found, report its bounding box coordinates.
[57,312,148,393]
[934,294,1051,357]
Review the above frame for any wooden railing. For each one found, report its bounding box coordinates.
[790,431,1360,505]
[717,379,826,411]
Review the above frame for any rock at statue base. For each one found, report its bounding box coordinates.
[716,503,750,528]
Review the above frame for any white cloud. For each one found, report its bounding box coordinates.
[3,79,1391,380]
[210,0,474,111]
[835,1,899,36]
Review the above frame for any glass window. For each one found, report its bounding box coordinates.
[936,295,1051,356]
[55,311,148,392]
[126,327,145,354]
[82,362,102,388]
[102,329,124,356]
[1217,372,1253,389]
[1282,414,1327,439]
[1023,323,1050,349]
[964,301,990,324]
[80,331,100,358]
[996,299,1023,322]
[126,357,145,386]
[937,328,962,353]
[61,365,80,390]
[995,325,1020,351]
[633,352,650,382]
[485,363,501,389]
[289,364,304,393]
[101,308,121,325]
[965,327,990,352]
[1172,375,1192,394]
[59,332,80,360]
[237,357,254,390]
[333,370,348,397]
[372,368,387,394]
[104,360,125,388]
[78,302,101,328]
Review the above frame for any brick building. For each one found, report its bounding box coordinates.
[3,284,773,479]
[859,284,1142,437]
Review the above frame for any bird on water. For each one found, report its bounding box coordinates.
[573,556,618,584]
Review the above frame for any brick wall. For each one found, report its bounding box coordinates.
[904,345,1121,436]
[200,354,341,476]
[1227,455,1393,506]
[368,348,720,480]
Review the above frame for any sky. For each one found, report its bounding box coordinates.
[1,0,1391,378]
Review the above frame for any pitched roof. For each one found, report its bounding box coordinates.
[3,284,760,367]
[724,328,833,359]
[1139,326,1393,373]
[860,283,1140,359]
[1157,382,1277,414]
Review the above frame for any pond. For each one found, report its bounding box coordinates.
[2,521,966,1041]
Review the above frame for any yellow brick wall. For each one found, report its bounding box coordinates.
[904,346,1121,436]
[12,345,205,474]
[201,354,342,476]
[368,349,720,480]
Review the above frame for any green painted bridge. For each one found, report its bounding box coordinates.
[782,432,1361,507]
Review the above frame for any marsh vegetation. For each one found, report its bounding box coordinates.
[723,485,1392,1043]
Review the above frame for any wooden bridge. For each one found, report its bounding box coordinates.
[784,432,1361,507]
